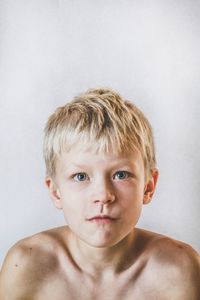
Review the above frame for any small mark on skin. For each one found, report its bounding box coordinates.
[29,247,32,255]
[15,264,18,267]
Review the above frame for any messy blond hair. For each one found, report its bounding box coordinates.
[43,88,156,181]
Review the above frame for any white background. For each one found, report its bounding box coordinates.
[0,0,200,266]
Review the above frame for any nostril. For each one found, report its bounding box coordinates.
[93,193,115,204]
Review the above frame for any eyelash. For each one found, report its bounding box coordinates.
[72,173,89,182]
[113,171,132,180]
[71,171,132,182]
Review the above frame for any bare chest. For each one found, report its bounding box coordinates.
[34,269,173,300]
[35,278,137,300]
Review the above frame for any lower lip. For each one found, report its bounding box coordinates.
[88,217,115,224]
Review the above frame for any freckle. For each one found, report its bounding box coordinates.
[15,264,18,267]
[29,247,32,255]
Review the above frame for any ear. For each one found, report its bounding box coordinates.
[45,177,62,209]
[143,168,159,205]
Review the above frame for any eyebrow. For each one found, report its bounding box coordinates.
[63,164,90,172]
[64,160,139,171]
[68,164,88,169]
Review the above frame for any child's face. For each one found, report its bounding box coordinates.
[47,148,157,248]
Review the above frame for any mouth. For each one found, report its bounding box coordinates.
[86,215,117,224]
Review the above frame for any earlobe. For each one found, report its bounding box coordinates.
[45,178,63,209]
[143,168,159,205]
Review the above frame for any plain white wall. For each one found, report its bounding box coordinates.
[1,0,200,266]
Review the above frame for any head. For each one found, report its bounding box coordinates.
[43,88,159,248]
[43,88,156,183]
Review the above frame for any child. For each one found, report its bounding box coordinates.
[0,88,199,299]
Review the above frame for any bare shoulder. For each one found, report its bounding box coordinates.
[0,226,69,300]
[138,228,200,299]
[149,231,200,269]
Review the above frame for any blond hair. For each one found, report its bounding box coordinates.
[43,88,156,181]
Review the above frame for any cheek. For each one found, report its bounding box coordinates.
[62,196,83,212]
[59,182,83,203]
[57,182,91,220]
[59,189,83,215]
[117,182,144,207]
[61,200,85,228]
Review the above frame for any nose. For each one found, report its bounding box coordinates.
[92,178,115,205]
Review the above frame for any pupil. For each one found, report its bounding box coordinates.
[78,173,85,181]
[118,172,125,179]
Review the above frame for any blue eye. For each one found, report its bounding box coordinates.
[114,171,130,180]
[73,173,88,182]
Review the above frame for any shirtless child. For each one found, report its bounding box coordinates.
[0,88,199,300]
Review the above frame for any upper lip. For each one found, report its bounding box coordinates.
[86,215,117,221]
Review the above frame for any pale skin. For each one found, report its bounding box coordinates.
[0,148,200,300]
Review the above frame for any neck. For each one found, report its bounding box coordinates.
[68,229,138,280]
